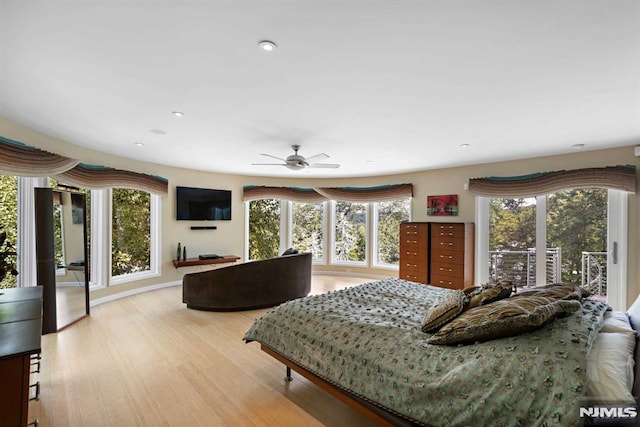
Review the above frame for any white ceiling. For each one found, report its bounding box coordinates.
[1,1,639,178]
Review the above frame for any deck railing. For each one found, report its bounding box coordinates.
[489,248,561,289]
[581,251,607,297]
[489,249,607,297]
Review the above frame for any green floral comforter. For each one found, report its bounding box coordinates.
[244,278,608,427]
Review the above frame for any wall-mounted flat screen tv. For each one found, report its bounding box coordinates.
[176,186,231,221]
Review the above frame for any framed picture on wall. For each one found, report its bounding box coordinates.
[427,194,458,216]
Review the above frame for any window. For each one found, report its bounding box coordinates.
[53,200,66,271]
[488,197,537,288]
[332,201,367,265]
[248,199,281,260]
[247,196,411,269]
[373,198,411,267]
[0,175,18,288]
[111,188,151,276]
[477,189,627,309]
[291,201,325,262]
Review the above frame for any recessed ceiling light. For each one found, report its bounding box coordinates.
[150,129,166,135]
[133,142,144,147]
[460,143,470,148]
[258,40,277,51]
[571,143,585,149]
[172,111,184,117]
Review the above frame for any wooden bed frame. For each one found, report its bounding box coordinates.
[261,313,640,427]
[261,344,421,426]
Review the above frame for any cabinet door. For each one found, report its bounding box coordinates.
[0,355,30,426]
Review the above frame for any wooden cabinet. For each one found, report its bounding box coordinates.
[429,222,474,290]
[399,222,429,283]
[0,287,42,426]
[398,222,474,289]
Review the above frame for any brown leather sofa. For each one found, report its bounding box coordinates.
[182,252,312,311]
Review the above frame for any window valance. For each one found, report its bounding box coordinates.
[243,183,413,202]
[315,184,413,202]
[56,164,168,195]
[242,186,327,202]
[0,136,169,194]
[0,136,79,176]
[468,165,636,197]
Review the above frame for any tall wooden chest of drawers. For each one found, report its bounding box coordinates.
[399,222,429,283]
[398,222,474,289]
[429,222,474,289]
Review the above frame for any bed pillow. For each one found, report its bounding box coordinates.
[467,280,513,309]
[587,331,636,404]
[421,290,467,333]
[516,283,584,301]
[427,294,581,345]
[601,311,635,334]
[626,294,640,332]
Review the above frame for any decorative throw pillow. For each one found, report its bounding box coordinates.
[421,290,468,333]
[427,294,581,345]
[467,280,514,309]
[516,283,584,301]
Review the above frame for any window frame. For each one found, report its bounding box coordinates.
[107,188,161,286]
[329,200,368,267]
[371,199,411,270]
[288,200,327,264]
[475,190,628,310]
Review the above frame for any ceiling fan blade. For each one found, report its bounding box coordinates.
[251,163,287,166]
[304,153,329,164]
[308,163,340,169]
[260,153,287,162]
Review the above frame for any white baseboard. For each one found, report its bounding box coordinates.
[90,272,392,308]
[90,280,181,307]
[311,270,391,281]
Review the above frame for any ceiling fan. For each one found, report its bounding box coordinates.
[253,145,340,171]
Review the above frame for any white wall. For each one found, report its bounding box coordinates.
[2,118,638,304]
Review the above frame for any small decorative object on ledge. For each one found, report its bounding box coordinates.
[176,242,181,261]
[427,194,459,216]
[183,246,187,261]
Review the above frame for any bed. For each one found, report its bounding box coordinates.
[244,278,640,426]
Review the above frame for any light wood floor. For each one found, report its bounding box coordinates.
[31,275,380,427]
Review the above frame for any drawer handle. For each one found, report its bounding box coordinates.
[439,255,454,259]
[407,240,418,244]
[440,242,454,246]
[406,252,417,256]
[407,231,417,235]
[439,280,453,285]
[439,267,453,272]
[406,263,417,267]
[440,232,454,236]
[30,381,40,401]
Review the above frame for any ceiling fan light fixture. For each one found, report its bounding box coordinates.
[286,163,305,171]
[258,40,277,51]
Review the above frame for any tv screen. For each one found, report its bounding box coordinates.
[176,186,231,221]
